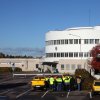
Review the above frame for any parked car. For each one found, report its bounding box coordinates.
[92,80,100,95]
[31,76,46,90]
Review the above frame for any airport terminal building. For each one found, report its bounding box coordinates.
[0,26,100,74]
[44,26,100,73]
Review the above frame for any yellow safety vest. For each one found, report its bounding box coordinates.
[49,77,54,85]
[45,77,49,81]
[56,78,62,82]
[64,78,70,83]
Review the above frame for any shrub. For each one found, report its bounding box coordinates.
[0,67,22,73]
[75,69,95,90]
[75,69,90,79]
[14,67,22,72]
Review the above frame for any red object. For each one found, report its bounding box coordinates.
[90,45,100,70]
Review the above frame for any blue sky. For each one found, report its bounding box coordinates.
[0,0,100,56]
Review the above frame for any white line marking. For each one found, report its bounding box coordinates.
[16,89,32,99]
[89,92,92,99]
[0,89,13,95]
[41,90,50,98]
[0,96,7,98]
[0,80,10,85]
[0,80,24,85]
[66,92,70,98]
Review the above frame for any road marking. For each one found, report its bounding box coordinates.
[16,89,32,99]
[0,84,29,95]
[41,90,50,98]
[0,79,25,85]
[0,96,7,99]
[89,92,92,99]
[0,89,13,95]
[0,80,10,85]
[66,92,70,98]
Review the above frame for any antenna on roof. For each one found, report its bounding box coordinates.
[89,9,91,26]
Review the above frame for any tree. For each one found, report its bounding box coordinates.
[90,45,100,71]
[0,52,5,58]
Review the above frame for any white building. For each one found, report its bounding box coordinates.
[44,26,100,73]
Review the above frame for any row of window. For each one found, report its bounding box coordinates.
[46,52,91,58]
[61,64,81,70]
[46,39,100,45]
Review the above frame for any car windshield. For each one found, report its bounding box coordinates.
[34,76,44,79]
[94,82,100,86]
[34,77,39,79]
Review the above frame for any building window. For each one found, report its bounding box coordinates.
[46,53,48,57]
[48,41,50,45]
[69,52,73,57]
[61,64,64,70]
[36,64,39,68]
[65,39,68,44]
[65,52,68,57]
[74,39,78,44]
[90,53,92,57]
[84,39,88,44]
[57,40,60,45]
[77,64,81,69]
[71,64,76,70]
[90,39,94,44]
[54,40,56,45]
[50,40,53,45]
[69,39,73,44]
[52,53,54,57]
[61,40,64,44]
[74,52,78,57]
[49,41,51,45]
[49,53,51,57]
[57,53,60,57]
[79,39,81,44]
[46,41,48,45]
[54,53,56,57]
[66,64,70,70]
[52,40,54,45]
[84,52,89,57]
[95,39,99,44]
[79,52,83,57]
[61,53,64,57]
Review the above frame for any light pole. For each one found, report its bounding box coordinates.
[69,34,82,67]
[9,62,15,78]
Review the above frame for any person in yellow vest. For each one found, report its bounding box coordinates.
[45,76,49,90]
[64,76,71,91]
[62,75,66,91]
[56,76,63,91]
[49,75,54,91]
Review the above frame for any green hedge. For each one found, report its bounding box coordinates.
[0,67,22,73]
[75,69,95,90]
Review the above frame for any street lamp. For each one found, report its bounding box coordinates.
[9,61,15,78]
[69,34,82,68]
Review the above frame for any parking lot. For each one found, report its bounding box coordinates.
[0,74,100,100]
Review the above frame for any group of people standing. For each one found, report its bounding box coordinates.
[45,75,82,91]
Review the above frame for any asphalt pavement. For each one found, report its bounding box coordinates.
[0,74,100,100]
[17,90,92,100]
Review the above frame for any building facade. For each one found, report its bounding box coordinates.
[0,58,42,72]
[45,26,100,73]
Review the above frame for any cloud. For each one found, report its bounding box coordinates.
[0,47,45,57]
